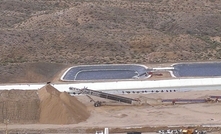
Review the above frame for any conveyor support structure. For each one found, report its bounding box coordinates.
[78,87,139,107]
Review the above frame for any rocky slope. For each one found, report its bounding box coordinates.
[1,0,221,64]
[0,0,221,82]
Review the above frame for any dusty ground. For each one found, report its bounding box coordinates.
[0,89,220,133]
[76,90,221,127]
[0,62,220,133]
[0,0,221,133]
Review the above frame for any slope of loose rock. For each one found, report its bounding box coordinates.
[38,84,90,124]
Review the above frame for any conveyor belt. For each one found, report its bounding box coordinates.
[79,88,138,104]
[162,99,207,103]
[210,96,221,99]
[209,96,221,102]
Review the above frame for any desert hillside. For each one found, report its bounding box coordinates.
[0,0,221,82]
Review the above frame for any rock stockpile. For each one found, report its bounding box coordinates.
[0,84,90,124]
[38,84,90,124]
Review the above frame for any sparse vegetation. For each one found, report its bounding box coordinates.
[0,0,221,82]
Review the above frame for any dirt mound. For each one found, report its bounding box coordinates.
[0,90,40,124]
[38,84,90,124]
[0,84,90,124]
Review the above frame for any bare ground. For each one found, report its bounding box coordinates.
[0,61,220,133]
[0,0,221,133]
[0,89,220,133]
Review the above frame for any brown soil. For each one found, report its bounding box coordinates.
[1,1,221,132]
[38,84,90,124]
[0,84,90,125]
[0,89,220,133]
[0,62,68,83]
[0,90,40,124]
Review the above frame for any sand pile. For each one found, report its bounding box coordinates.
[0,90,40,124]
[38,84,90,124]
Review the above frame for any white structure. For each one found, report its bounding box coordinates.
[0,77,221,94]
[104,128,109,134]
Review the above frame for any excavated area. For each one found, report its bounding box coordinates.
[0,90,40,124]
[0,87,221,133]
[0,84,90,124]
